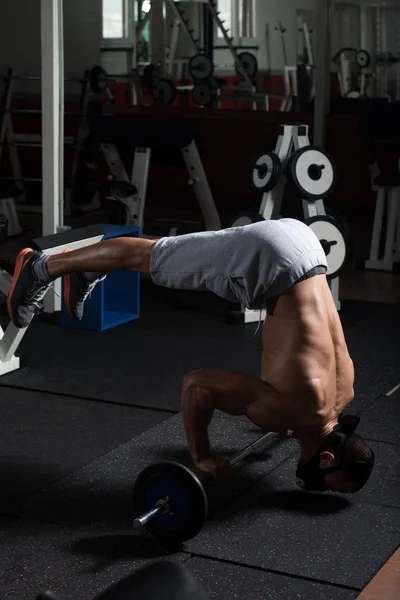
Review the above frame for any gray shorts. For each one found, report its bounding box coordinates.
[150,218,328,310]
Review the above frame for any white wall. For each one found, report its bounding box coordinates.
[0,0,102,95]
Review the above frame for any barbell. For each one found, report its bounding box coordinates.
[132,430,278,543]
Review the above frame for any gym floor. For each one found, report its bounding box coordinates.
[0,211,399,599]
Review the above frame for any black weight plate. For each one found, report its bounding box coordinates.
[228,212,265,228]
[305,214,350,279]
[152,78,177,106]
[235,52,258,77]
[355,50,370,69]
[133,461,208,544]
[189,54,214,81]
[252,151,282,191]
[89,66,108,94]
[192,81,216,106]
[288,146,336,199]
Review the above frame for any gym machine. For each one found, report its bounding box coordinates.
[229,124,352,323]
[332,2,400,101]
[136,1,262,109]
[333,47,373,99]
[275,19,315,113]
[90,114,221,236]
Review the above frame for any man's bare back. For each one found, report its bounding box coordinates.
[250,274,355,437]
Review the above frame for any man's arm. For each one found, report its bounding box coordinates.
[181,379,214,464]
[181,369,281,478]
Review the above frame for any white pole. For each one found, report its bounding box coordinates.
[41,0,63,313]
[313,0,332,147]
[41,0,62,237]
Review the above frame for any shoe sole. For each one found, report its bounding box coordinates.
[62,249,74,319]
[7,248,35,325]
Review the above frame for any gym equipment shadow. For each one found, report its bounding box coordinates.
[67,534,182,569]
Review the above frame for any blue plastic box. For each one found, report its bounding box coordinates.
[60,224,141,331]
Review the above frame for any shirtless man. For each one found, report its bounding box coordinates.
[7,218,374,493]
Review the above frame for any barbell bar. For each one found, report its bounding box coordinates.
[132,430,277,543]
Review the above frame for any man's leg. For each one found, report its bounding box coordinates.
[46,237,157,278]
[8,237,157,328]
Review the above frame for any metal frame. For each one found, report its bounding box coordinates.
[101,139,221,234]
[243,123,340,324]
[41,0,64,314]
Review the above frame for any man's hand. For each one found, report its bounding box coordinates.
[195,456,231,481]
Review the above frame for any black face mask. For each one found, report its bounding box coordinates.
[296,443,339,492]
[295,415,361,492]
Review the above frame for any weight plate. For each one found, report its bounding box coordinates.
[133,461,208,544]
[89,66,108,94]
[189,53,214,81]
[355,49,370,69]
[152,78,177,106]
[192,81,216,106]
[228,212,264,228]
[252,151,282,191]
[306,214,350,279]
[235,52,258,77]
[288,146,336,199]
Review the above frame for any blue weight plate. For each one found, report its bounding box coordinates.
[133,461,208,543]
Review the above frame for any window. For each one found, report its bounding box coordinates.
[102,0,151,45]
[215,0,256,44]
[102,0,126,39]
[217,0,232,39]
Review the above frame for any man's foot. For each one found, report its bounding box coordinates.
[63,256,104,320]
[7,248,54,328]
